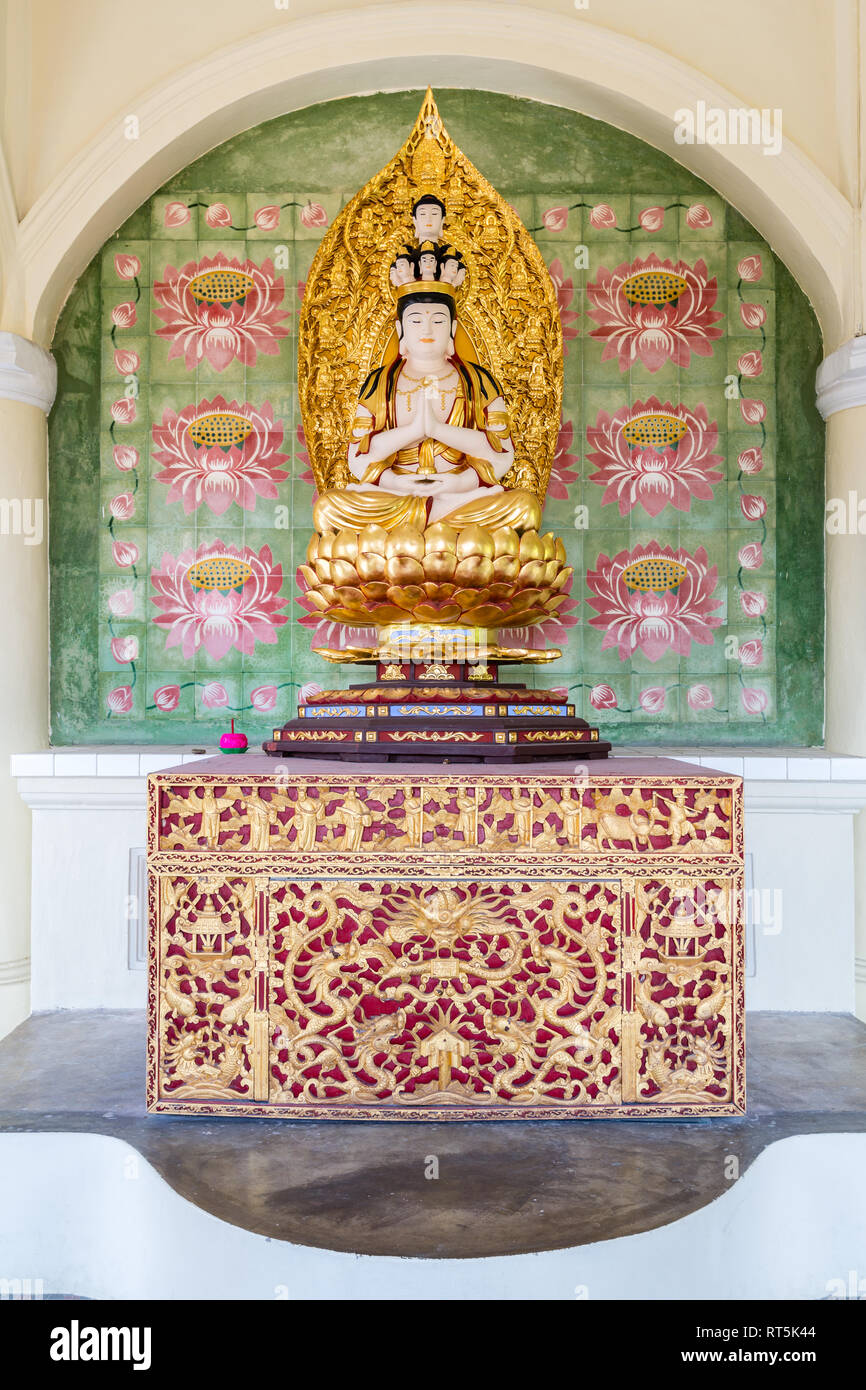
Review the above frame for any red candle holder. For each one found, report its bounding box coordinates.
[219,718,248,753]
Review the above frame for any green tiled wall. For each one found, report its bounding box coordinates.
[48,90,824,745]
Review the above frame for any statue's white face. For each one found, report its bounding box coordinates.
[398,303,454,364]
[413,202,444,241]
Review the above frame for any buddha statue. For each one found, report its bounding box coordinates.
[295,89,568,644]
[313,281,541,535]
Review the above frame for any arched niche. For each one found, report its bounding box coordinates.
[48,89,823,747]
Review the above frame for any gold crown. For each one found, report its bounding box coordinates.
[394,279,457,302]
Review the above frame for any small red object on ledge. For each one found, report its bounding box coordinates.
[219,718,248,753]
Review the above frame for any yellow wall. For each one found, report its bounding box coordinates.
[6,0,845,211]
[0,0,858,350]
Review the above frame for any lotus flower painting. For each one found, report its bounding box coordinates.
[150,542,289,660]
[586,253,724,372]
[586,398,723,516]
[152,397,289,515]
[153,254,290,371]
[585,543,723,661]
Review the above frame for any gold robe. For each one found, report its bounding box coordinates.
[313,357,541,534]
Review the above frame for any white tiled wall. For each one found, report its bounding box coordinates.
[10,747,866,781]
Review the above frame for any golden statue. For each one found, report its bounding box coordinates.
[314,278,541,535]
[297,89,568,653]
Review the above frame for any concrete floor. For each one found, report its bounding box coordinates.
[0,1010,864,1259]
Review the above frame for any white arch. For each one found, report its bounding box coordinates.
[16,2,851,347]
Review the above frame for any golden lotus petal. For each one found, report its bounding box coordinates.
[333,585,366,611]
[541,532,556,561]
[318,532,335,561]
[317,583,339,606]
[385,555,425,585]
[456,524,494,560]
[332,529,359,562]
[551,566,573,592]
[330,557,360,587]
[369,602,414,624]
[306,535,320,565]
[543,559,561,585]
[360,581,390,600]
[509,588,544,611]
[298,563,320,591]
[330,606,368,624]
[313,557,333,582]
[461,604,507,627]
[423,582,457,600]
[554,537,567,564]
[422,551,457,582]
[357,551,386,582]
[452,588,481,612]
[359,524,389,554]
[413,603,464,624]
[424,522,459,554]
[519,532,545,563]
[454,555,495,586]
[303,590,332,612]
[493,527,519,558]
[385,524,425,560]
[386,584,425,610]
[492,554,520,583]
[517,559,547,588]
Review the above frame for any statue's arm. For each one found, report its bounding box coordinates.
[347,403,424,479]
[427,394,515,478]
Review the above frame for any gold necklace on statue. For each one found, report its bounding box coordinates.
[396,368,457,414]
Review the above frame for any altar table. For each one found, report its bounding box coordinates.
[147,755,745,1119]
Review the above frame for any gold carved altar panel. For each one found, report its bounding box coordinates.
[147,760,745,1119]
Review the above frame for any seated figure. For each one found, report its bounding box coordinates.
[314,282,540,534]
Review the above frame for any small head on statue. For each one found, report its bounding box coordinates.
[411,194,446,242]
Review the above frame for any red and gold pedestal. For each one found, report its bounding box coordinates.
[147,754,744,1120]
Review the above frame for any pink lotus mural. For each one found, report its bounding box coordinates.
[586,397,723,516]
[546,418,579,500]
[547,258,579,352]
[153,254,290,371]
[586,542,723,661]
[152,396,289,515]
[151,541,289,660]
[586,253,723,372]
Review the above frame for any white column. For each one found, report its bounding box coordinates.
[817,336,866,1021]
[0,331,55,1037]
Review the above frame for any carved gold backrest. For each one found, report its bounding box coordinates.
[298,88,564,505]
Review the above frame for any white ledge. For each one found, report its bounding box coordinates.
[0,332,57,413]
[816,335,866,418]
[13,758,866,817]
[12,747,866,784]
